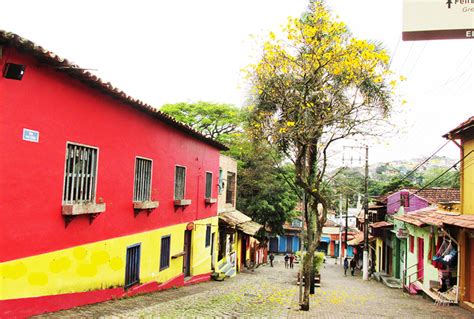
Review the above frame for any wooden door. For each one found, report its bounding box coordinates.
[286,236,293,253]
[210,232,215,271]
[183,230,192,277]
[417,238,424,281]
[466,237,474,302]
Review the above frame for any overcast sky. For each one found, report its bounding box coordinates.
[1,0,472,163]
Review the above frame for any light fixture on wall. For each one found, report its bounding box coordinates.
[3,63,26,80]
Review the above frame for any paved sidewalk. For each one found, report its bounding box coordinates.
[35,257,472,318]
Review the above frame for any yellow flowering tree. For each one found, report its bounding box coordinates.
[247,1,394,310]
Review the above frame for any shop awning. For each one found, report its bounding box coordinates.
[347,232,374,246]
[370,221,394,229]
[219,209,251,227]
[320,236,330,243]
[237,221,263,236]
[219,210,263,236]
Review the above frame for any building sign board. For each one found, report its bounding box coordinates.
[403,0,474,40]
[396,228,409,239]
[22,128,39,143]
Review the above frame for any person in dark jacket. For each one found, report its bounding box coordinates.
[350,258,356,276]
[269,253,275,267]
[343,257,349,276]
[284,254,289,269]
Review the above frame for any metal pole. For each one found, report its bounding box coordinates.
[345,196,349,257]
[299,192,305,304]
[338,194,343,264]
[363,145,369,281]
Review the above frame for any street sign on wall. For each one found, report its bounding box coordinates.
[403,0,474,40]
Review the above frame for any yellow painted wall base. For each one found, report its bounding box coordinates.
[1,217,218,300]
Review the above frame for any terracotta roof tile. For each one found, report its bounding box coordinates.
[370,221,393,228]
[382,188,460,204]
[0,30,228,151]
[393,206,474,229]
[444,116,474,139]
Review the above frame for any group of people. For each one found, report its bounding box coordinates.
[343,257,357,276]
[267,252,295,268]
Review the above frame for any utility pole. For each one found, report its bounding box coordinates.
[363,145,369,281]
[338,194,343,264]
[345,196,349,257]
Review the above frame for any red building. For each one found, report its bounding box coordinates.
[0,31,226,317]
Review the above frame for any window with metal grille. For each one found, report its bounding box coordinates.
[160,235,171,270]
[63,143,98,204]
[125,243,141,288]
[134,157,152,202]
[174,166,186,200]
[205,172,213,199]
[225,172,236,204]
[205,224,211,247]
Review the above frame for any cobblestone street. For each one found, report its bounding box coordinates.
[37,257,473,318]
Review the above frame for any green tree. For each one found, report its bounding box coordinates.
[247,1,394,309]
[235,140,299,235]
[420,167,460,188]
[160,101,244,144]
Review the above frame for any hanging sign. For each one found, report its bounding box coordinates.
[403,0,474,40]
[396,228,409,239]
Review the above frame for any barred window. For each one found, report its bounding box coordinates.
[226,172,236,205]
[63,143,98,204]
[134,158,152,202]
[160,235,171,270]
[205,172,213,199]
[174,166,186,200]
[125,244,141,288]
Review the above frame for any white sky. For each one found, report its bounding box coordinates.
[1,0,472,163]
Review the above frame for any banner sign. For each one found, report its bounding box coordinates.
[403,0,474,40]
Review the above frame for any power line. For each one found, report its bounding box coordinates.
[389,150,473,208]
[395,140,451,185]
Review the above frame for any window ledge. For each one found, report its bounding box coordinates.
[205,198,217,204]
[62,203,106,215]
[174,199,192,206]
[133,201,159,210]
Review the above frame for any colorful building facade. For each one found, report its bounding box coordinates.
[0,31,226,317]
[216,155,263,277]
[444,116,474,311]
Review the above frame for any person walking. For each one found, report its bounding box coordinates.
[269,253,275,267]
[343,257,349,276]
[350,258,356,276]
[284,253,289,269]
[289,253,295,269]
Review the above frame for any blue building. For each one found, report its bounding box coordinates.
[269,218,303,253]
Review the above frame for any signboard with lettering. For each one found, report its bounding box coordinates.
[22,128,39,143]
[403,0,474,40]
[396,228,409,239]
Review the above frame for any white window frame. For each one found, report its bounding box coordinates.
[62,142,99,204]
[133,156,153,202]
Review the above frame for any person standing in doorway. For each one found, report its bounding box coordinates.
[289,253,295,269]
[269,253,275,267]
[284,253,289,269]
[343,257,349,276]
